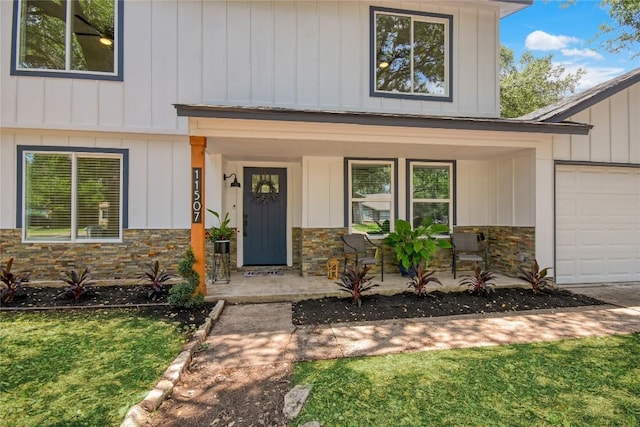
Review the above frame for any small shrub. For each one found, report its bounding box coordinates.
[168,283,204,309]
[138,260,172,301]
[168,247,204,309]
[1,258,30,304]
[519,260,554,295]
[408,264,442,297]
[59,268,94,300]
[336,264,379,307]
[459,266,496,296]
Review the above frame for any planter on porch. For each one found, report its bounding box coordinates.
[214,240,230,254]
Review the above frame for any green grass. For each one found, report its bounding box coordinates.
[293,333,640,426]
[0,310,187,427]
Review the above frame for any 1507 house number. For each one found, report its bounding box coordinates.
[192,167,202,223]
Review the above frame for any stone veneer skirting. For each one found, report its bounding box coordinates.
[0,229,191,284]
[297,226,535,278]
[1,225,535,283]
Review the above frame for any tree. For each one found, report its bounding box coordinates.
[499,46,585,118]
[598,0,640,55]
[563,0,640,56]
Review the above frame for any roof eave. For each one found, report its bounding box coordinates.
[174,104,592,136]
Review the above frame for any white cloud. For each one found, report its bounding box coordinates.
[525,30,580,51]
[558,63,626,92]
[561,48,604,61]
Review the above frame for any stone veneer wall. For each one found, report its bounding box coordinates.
[295,226,535,278]
[0,229,190,284]
[486,226,535,276]
[451,226,535,276]
[292,227,302,274]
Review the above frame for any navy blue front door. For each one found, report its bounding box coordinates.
[243,167,287,265]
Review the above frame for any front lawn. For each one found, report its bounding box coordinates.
[0,310,187,427]
[294,333,640,426]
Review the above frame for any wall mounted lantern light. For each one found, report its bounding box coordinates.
[223,173,241,188]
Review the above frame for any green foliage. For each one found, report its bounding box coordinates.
[335,264,379,306]
[138,260,172,301]
[500,46,585,118]
[459,266,496,296]
[206,209,234,241]
[519,260,554,295]
[598,0,640,55]
[177,247,199,288]
[407,264,442,297]
[169,247,204,309]
[59,267,94,300]
[0,258,30,304]
[383,218,451,270]
[168,283,204,309]
[0,310,185,427]
[293,334,640,426]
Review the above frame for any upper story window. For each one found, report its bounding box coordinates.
[18,146,128,243]
[408,161,454,229]
[11,0,123,80]
[371,7,452,102]
[346,159,397,235]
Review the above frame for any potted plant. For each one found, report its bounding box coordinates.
[206,209,234,253]
[383,218,452,276]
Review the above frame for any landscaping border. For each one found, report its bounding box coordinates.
[120,300,226,427]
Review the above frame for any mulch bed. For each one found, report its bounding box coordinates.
[292,287,606,326]
[0,285,216,330]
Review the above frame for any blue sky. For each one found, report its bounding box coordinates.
[501,0,640,92]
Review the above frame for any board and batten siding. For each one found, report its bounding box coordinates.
[0,131,191,230]
[1,0,502,135]
[302,152,535,230]
[552,83,640,163]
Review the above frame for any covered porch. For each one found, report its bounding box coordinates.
[205,270,528,303]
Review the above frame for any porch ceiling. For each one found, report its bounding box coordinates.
[205,135,531,161]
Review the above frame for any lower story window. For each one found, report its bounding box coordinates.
[409,161,453,228]
[348,159,396,235]
[20,147,126,242]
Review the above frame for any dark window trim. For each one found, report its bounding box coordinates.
[406,159,456,226]
[16,145,129,230]
[369,6,453,102]
[344,158,399,229]
[10,0,124,81]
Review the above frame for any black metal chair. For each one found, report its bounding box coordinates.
[341,233,384,281]
[451,232,487,279]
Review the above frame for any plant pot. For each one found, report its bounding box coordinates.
[398,264,416,278]
[214,240,230,254]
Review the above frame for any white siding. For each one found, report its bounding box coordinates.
[1,0,503,134]
[303,157,344,228]
[0,131,191,230]
[553,82,640,165]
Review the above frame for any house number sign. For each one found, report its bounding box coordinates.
[192,167,202,223]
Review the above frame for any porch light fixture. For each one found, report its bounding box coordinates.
[223,173,241,188]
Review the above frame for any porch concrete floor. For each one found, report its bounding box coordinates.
[204,270,527,303]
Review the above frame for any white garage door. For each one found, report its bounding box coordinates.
[556,165,640,284]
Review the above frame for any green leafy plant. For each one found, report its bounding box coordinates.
[139,260,172,301]
[59,268,94,300]
[459,266,496,296]
[168,247,204,309]
[336,264,379,306]
[408,264,442,297]
[519,260,554,295]
[383,218,452,271]
[206,209,233,241]
[1,258,30,303]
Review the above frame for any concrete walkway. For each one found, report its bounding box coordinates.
[200,283,640,370]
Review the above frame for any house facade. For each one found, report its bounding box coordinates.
[1,0,635,288]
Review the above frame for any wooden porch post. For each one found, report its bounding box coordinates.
[190,136,207,296]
